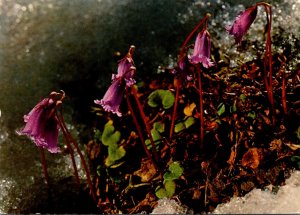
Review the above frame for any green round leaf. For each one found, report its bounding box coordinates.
[164,161,184,180]
[174,122,185,133]
[147,89,174,109]
[184,117,195,128]
[161,90,175,109]
[108,145,126,162]
[155,186,168,199]
[101,121,121,146]
[151,128,161,141]
[155,180,176,199]
[165,180,176,197]
[148,90,161,108]
[153,122,165,133]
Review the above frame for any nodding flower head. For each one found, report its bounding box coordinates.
[189,29,214,68]
[95,46,136,117]
[95,79,125,117]
[226,5,258,44]
[17,91,65,153]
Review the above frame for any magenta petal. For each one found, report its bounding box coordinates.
[95,79,124,117]
[190,55,214,69]
[189,30,214,68]
[42,119,60,153]
[174,56,194,82]
[95,50,137,116]
[226,6,258,44]
[116,57,136,87]
[17,98,61,153]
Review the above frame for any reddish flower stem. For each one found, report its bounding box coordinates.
[171,15,209,140]
[57,110,97,203]
[169,78,180,140]
[179,14,210,61]
[257,2,275,125]
[197,66,204,149]
[57,115,80,185]
[125,88,158,170]
[131,86,160,163]
[39,148,50,185]
[282,72,287,115]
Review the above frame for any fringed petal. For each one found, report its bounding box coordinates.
[17,98,61,153]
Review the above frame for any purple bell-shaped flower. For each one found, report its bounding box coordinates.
[17,93,61,153]
[189,29,214,68]
[226,6,258,44]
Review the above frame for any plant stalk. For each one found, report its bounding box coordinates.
[258,2,275,125]
[125,88,158,171]
[197,67,204,149]
[131,86,160,163]
[39,148,50,185]
[57,110,97,203]
[58,118,80,185]
[282,72,287,115]
[169,78,180,140]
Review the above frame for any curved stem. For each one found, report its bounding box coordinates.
[57,110,97,203]
[125,88,158,170]
[282,72,287,115]
[131,86,160,163]
[258,3,275,125]
[197,67,204,149]
[169,78,180,140]
[56,114,80,185]
[39,148,49,185]
[267,6,275,125]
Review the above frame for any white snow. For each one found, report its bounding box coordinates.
[151,170,300,214]
[213,170,300,214]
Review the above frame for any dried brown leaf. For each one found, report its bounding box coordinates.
[192,189,201,200]
[206,121,219,131]
[269,139,282,151]
[133,159,157,182]
[241,148,262,169]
